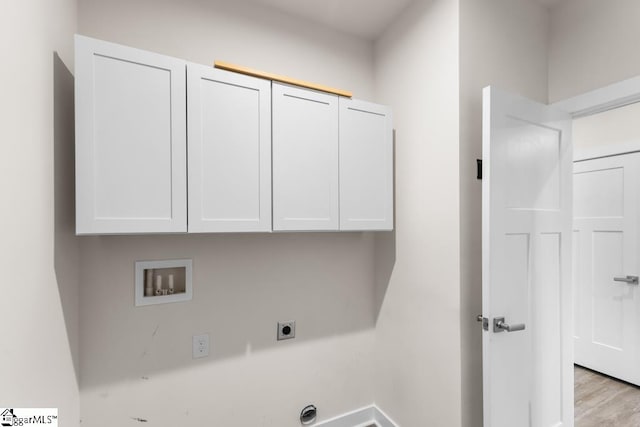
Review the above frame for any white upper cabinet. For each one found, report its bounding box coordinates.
[75,36,394,234]
[272,83,340,231]
[339,98,393,230]
[75,35,187,234]
[187,64,272,232]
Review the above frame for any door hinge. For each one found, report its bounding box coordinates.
[476,159,482,180]
[476,314,489,331]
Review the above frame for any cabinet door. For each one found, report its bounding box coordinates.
[339,98,393,230]
[272,83,339,231]
[75,35,187,234]
[187,64,271,232]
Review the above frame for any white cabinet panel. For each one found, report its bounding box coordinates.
[272,83,339,231]
[187,64,271,232]
[339,98,393,230]
[75,35,187,234]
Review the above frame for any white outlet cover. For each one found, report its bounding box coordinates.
[192,334,210,359]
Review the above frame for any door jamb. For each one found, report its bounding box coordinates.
[552,76,640,162]
[551,75,640,119]
[553,75,640,423]
[574,140,640,163]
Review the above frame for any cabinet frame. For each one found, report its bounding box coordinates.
[75,36,394,235]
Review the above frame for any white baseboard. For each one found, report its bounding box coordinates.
[314,404,398,427]
[372,406,398,427]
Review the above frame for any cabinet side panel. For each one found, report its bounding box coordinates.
[339,99,393,230]
[75,36,95,233]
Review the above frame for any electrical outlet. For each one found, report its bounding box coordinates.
[192,334,210,359]
[277,321,295,341]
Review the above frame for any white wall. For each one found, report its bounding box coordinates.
[573,102,640,150]
[0,0,80,425]
[78,0,374,100]
[458,0,550,425]
[549,0,640,102]
[79,234,375,426]
[373,1,462,425]
[77,1,377,426]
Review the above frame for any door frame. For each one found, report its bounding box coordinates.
[556,76,640,162]
[552,75,640,120]
[551,76,640,419]
[574,141,640,162]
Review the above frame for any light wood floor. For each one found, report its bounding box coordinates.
[575,365,640,426]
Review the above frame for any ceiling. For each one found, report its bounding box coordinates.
[239,0,414,40]
[239,0,561,41]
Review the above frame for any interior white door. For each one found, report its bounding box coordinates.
[573,153,639,385]
[187,64,272,232]
[75,35,187,234]
[482,86,573,427]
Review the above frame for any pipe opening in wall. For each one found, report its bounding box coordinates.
[300,405,317,425]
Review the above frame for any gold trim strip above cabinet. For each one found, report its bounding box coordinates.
[214,60,353,98]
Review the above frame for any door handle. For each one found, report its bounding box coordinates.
[493,317,525,333]
[613,275,639,285]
